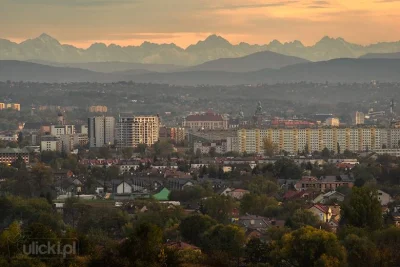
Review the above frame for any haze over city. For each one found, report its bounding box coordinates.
[2,0,400,48]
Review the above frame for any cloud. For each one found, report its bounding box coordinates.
[307,5,329,8]
[7,0,137,7]
[210,1,298,10]
[312,0,330,4]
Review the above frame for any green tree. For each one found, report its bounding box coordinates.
[120,223,163,266]
[0,221,22,258]
[273,158,303,180]
[135,143,147,156]
[121,147,133,160]
[321,147,331,159]
[30,163,53,192]
[285,209,320,229]
[343,234,378,267]
[341,187,382,230]
[202,224,246,264]
[280,226,347,267]
[201,195,236,223]
[99,146,111,158]
[179,214,216,247]
[248,176,279,196]
[374,227,400,266]
[209,147,217,157]
[240,193,278,216]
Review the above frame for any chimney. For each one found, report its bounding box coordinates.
[250,220,255,225]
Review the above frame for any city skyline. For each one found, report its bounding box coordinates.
[2,0,400,48]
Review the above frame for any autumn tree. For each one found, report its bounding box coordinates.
[280,226,347,267]
[263,138,278,157]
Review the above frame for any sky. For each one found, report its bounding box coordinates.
[1,0,400,48]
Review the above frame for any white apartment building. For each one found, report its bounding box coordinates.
[237,127,393,155]
[88,116,115,148]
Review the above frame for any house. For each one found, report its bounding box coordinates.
[116,181,133,194]
[309,204,332,223]
[283,190,316,201]
[218,187,233,196]
[227,189,250,200]
[153,188,171,201]
[377,190,393,206]
[295,175,354,192]
[166,178,194,191]
[313,191,345,204]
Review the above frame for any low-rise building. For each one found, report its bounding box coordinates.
[194,140,227,155]
[40,135,60,152]
[183,111,228,130]
[295,176,354,192]
[0,147,29,164]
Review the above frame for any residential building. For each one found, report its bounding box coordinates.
[227,189,250,200]
[59,135,75,153]
[194,140,227,155]
[295,176,354,192]
[159,127,186,144]
[237,127,395,155]
[89,105,108,113]
[116,114,160,148]
[378,190,393,206]
[313,191,345,204]
[0,148,29,164]
[40,135,60,152]
[0,103,21,111]
[325,117,340,127]
[183,111,228,130]
[352,111,365,125]
[50,125,75,137]
[309,204,332,223]
[88,116,115,148]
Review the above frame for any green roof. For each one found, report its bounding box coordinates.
[153,188,170,201]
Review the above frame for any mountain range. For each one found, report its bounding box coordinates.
[3,58,400,85]
[2,33,400,65]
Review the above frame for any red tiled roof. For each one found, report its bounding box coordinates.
[312,204,330,213]
[165,241,200,250]
[186,113,224,122]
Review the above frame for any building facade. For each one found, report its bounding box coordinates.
[50,125,75,137]
[0,103,21,111]
[183,112,228,130]
[0,148,29,164]
[89,106,108,113]
[117,114,160,148]
[237,127,399,155]
[88,116,115,148]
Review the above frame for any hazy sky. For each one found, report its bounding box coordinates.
[1,0,400,48]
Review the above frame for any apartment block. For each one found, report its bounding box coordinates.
[117,114,160,148]
[88,116,115,148]
[0,103,21,111]
[237,127,395,155]
[50,125,75,137]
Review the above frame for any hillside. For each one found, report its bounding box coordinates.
[186,51,309,72]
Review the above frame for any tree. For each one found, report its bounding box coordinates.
[263,138,278,157]
[99,146,111,158]
[304,143,310,155]
[195,148,202,158]
[17,132,23,145]
[240,193,278,216]
[285,209,319,229]
[280,226,347,267]
[201,196,236,223]
[0,221,22,258]
[273,158,303,180]
[120,223,163,266]
[135,143,147,156]
[374,227,400,266]
[343,234,378,267]
[248,176,279,196]
[179,214,216,247]
[202,224,246,264]
[209,147,217,157]
[153,141,173,157]
[121,147,133,160]
[30,163,53,192]
[341,187,382,230]
[321,147,331,159]
[337,142,341,155]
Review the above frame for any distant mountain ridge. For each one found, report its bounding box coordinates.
[2,33,400,65]
[2,59,400,85]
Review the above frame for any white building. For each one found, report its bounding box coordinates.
[51,125,75,137]
[40,135,60,152]
[88,116,115,148]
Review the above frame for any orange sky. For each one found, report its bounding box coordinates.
[1,0,400,48]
